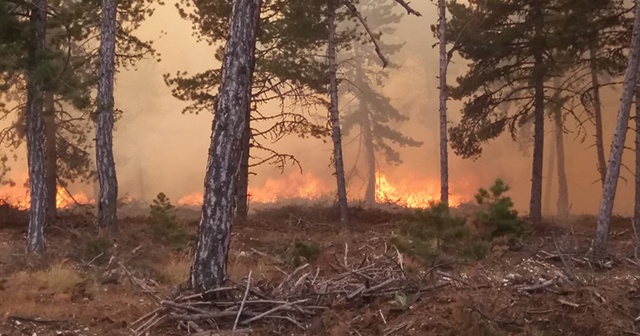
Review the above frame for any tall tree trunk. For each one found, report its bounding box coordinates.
[44,92,57,220]
[635,91,640,232]
[591,42,607,185]
[96,0,118,235]
[327,1,349,226]
[190,0,261,292]
[362,106,376,207]
[555,108,569,220]
[594,0,640,255]
[26,0,48,254]
[529,4,545,225]
[236,113,251,221]
[438,0,449,207]
[543,130,555,215]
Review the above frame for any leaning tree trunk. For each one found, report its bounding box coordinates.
[190,0,261,292]
[26,0,48,254]
[591,41,607,186]
[529,4,545,225]
[236,111,251,221]
[44,91,57,220]
[635,90,640,233]
[96,0,119,235]
[554,108,569,220]
[327,0,349,226]
[594,0,640,256]
[438,0,449,207]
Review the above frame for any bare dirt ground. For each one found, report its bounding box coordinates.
[1,204,640,336]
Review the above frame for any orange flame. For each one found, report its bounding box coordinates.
[375,173,468,207]
[177,172,473,208]
[1,183,94,210]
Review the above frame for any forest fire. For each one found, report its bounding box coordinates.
[375,173,467,207]
[178,172,473,208]
[0,185,94,210]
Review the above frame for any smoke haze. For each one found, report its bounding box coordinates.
[1,0,637,216]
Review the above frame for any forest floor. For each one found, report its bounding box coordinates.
[1,203,640,336]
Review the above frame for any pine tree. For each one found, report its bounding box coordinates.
[594,0,640,256]
[96,0,118,235]
[0,0,159,217]
[446,0,582,224]
[25,0,48,253]
[340,0,422,207]
[190,0,261,292]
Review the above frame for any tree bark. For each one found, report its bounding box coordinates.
[594,0,640,256]
[555,107,569,220]
[26,0,48,254]
[543,129,555,216]
[438,0,449,207]
[96,0,119,235]
[236,111,251,221]
[591,42,607,186]
[635,90,640,233]
[362,105,376,207]
[190,0,261,292]
[529,4,545,225]
[44,92,57,220]
[327,1,349,226]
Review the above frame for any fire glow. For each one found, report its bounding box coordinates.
[178,172,473,208]
[0,183,94,210]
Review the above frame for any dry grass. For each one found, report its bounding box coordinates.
[153,252,190,286]
[10,260,83,293]
[0,260,86,318]
[228,251,283,282]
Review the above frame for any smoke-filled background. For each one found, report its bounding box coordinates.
[1,0,635,216]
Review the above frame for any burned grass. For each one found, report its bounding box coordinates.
[0,205,639,335]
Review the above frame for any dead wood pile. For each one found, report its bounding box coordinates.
[130,245,450,336]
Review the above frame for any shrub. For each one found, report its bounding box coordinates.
[283,240,321,267]
[147,193,191,250]
[79,236,113,265]
[474,179,523,238]
[390,201,471,264]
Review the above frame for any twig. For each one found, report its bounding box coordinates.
[557,298,580,308]
[518,278,556,292]
[341,0,389,68]
[242,299,308,325]
[392,0,422,16]
[383,321,413,336]
[7,315,67,323]
[234,271,252,331]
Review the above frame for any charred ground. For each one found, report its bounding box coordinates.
[1,203,639,336]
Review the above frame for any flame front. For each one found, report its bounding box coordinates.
[178,172,473,208]
[1,183,94,210]
[375,173,467,207]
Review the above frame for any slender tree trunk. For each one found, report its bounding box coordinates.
[44,92,57,220]
[96,0,118,235]
[362,107,376,207]
[543,130,555,215]
[594,0,640,255]
[591,42,607,185]
[190,0,261,292]
[327,1,349,226]
[529,4,545,225]
[438,0,449,207]
[236,113,251,221]
[26,0,48,254]
[555,108,569,220]
[635,91,640,232]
